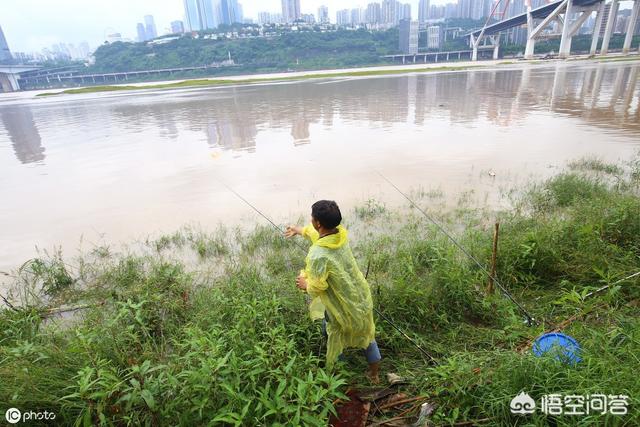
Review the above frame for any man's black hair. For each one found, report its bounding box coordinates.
[311,200,342,229]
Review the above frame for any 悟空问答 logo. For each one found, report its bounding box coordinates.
[510,391,536,414]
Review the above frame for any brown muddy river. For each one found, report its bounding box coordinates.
[1,61,639,274]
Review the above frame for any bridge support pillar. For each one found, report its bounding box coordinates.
[0,73,21,92]
[525,38,535,59]
[558,0,574,58]
[524,0,573,59]
[623,0,640,54]
[8,73,20,91]
[491,35,500,60]
[590,1,606,55]
[470,34,478,61]
[525,8,535,59]
[601,0,619,55]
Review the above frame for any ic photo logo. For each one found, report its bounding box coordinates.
[5,408,21,424]
[4,408,56,424]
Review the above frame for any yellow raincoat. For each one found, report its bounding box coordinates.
[300,224,376,367]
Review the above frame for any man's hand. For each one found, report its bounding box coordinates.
[285,225,303,238]
[296,274,308,291]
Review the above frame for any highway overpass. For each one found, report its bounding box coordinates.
[0,65,41,92]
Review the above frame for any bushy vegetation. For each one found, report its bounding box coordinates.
[1,157,638,425]
[90,29,399,74]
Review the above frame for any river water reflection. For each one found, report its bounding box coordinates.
[0,61,639,272]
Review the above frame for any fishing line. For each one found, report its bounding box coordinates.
[217,178,308,253]
[364,259,437,363]
[375,171,536,326]
[217,178,437,363]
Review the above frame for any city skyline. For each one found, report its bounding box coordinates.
[1,0,455,53]
[2,0,634,54]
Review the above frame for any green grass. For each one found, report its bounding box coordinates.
[1,156,639,425]
[35,65,482,97]
[595,55,640,63]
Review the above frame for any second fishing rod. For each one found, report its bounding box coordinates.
[375,171,536,326]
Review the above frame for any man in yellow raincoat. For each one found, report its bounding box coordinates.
[285,200,381,383]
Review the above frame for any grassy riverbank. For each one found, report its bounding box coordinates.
[1,156,639,425]
[34,54,640,98]
[35,64,481,97]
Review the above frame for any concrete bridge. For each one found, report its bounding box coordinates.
[469,0,640,60]
[0,65,41,92]
[17,63,238,90]
[18,65,211,88]
[383,47,497,63]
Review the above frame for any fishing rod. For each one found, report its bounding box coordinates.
[217,179,437,363]
[584,271,640,299]
[375,171,537,326]
[0,292,17,311]
[375,308,436,363]
[0,272,17,311]
[217,178,308,253]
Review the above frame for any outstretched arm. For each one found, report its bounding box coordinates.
[285,225,303,238]
[285,224,319,243]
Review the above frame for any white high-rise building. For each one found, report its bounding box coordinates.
[144,15,157,40]
[282,0,301,23]
[427,25,442,49]
[336,9,351,25]
[136,23,147,42]
[381,0,397,25]
[171,20,185,34]
[183,0,202,31]
[400,3,411,20]
[366,2,382,24]
[200,0,218,28]
[419,0,430,22]
[351,8,364,25]
[258,11,271,24]
[471,0,484,19]
[318,5,329,23]
[236,2,244,23]
[445,3,457,18]
[183,0,246,31]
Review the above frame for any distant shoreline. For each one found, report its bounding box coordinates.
[33,53,640,97]
[34,62,493,97]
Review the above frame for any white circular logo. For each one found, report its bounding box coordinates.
[5,408,21,424]
[510,392,536,414]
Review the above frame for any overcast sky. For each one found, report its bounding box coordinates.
[3,0,633,53]
[0,0,445,53]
